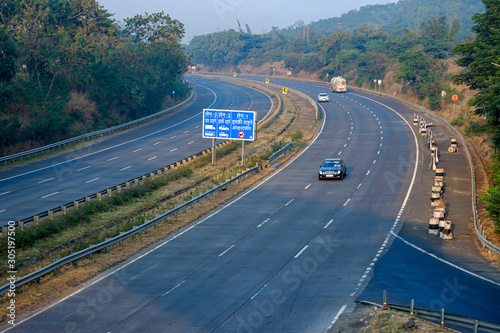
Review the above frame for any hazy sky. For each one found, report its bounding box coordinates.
[97,0,398,43]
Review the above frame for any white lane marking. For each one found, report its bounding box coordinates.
[366,170,371,176]
[377,151,381,155]
[38,177,54,184]
[391,231,500,287]
[77,166,91,172]
[133,148,142,153]
[170,135,177,139]
[219,245,235,257]
[294,245,309,258]
[108,156,119,161]
[41,191,59,199]
[343,198,351,207]
[324,219,334,229]
[305,184,311,190]
[251,283,268,300]
[162,280,185,296]
[85,177,100,184]
[195,125,200,129]
[188,141,195,145]
[148,156,157,161]
[285,199,294,206]
[120,166,132,171]
[170,148,178,152]
[344,143,347,147]
[153,141,161,146]
[373,160,377,164]
[338,151,342,155]
[184,130,189,133]
[257,218,270,228]
[0,209,5,213]
[357,184,362,189]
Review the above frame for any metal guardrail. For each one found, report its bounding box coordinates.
[0,165,260,296]
[359,300,500,333]
[0,92,194,164]
[269,142,293,164]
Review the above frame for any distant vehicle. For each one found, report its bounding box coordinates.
[219,125,229,131]
[318,93,330,102]
[318,158,346,180]
[205,124,215,130]
[330,76,347,93]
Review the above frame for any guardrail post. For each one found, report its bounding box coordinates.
[74,201,79,210]
[474,319,478,333]
[142,175,147,182]
[97,193,102,201]
[107,188,112,197]
[18,221,24,230]
[410,299,414,316]
[120,232,124,246]
[34,215,39,225]
[134,179,139,186]
[150,172,155,179]
[441,308,445,327]
[61,205,67,215]
[48,210,54,220]
[72,260,77,267]
[117,185,121,194]
[86,196,91,205]
[383,290,387,307]
[105,238,110,252]
[126,181,130,189]
[1,226,6,236]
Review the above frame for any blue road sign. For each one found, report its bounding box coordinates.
[202,109,257,141]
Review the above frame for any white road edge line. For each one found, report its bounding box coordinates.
[294,245,309,258]
[391,231,500,287]
[343,198,351,207]
[285,199,294,206]
[305,184,311,190]
[257,218,270,228]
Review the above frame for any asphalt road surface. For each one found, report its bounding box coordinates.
[2,76,499,332]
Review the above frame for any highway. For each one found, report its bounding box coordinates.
[2,76,500,332]
[0,78,272,227]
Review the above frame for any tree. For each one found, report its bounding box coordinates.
[454,0,500,145]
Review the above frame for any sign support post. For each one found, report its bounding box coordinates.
[212,138,216,165]
[242,141,246,166]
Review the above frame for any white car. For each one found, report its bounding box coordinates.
[219,132,229,137]
[318,93,329,102]
[219,125,229,131]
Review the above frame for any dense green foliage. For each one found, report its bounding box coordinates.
[0,0,189,156]
[287,0,483,41]
[454,0,500,231]
[189,16,462,111]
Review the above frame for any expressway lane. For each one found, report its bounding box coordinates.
[0,79,272,226]
[2,77,420,332]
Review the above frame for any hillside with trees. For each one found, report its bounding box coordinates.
[0,0,189,156]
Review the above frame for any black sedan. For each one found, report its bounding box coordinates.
[318,158,346,180]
